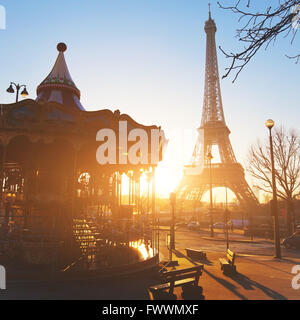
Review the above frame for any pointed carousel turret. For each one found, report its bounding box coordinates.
[36,42,85,111]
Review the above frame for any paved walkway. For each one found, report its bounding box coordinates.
[1,227,300,300]
[161,248,300,300]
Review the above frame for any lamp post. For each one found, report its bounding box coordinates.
[146,171,151,214]
[207,151,214,237]
[6,82,28,102]
[169,192,176,263]
[225,186,229,250]
[265,119,282,259]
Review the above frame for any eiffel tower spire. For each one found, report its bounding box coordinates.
[201,8,225,126]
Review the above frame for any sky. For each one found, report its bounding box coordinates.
[0,0,299,200]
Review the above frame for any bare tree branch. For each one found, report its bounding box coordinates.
[286,53,300,63]
[218,0,300,82]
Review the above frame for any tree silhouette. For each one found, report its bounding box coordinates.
[247,126,300,234]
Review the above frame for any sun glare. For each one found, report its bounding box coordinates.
[201,187,237,204]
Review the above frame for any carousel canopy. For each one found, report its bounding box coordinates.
[1,42,167,170]
[36,43,85,111]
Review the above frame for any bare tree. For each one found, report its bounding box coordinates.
[247,126,300,234]
[218,0,300,82]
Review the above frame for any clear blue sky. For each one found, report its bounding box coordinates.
[0,0,299,197]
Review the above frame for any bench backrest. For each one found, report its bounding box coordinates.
[226,249,235,265]
[161,265,203,283]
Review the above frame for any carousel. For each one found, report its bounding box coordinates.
[0,43,166,278]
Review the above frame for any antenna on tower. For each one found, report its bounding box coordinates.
[208,3,211,19]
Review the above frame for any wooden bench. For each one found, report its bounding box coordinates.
[149,265,204,300]
[185,248,207,261]
[219,249,236,275]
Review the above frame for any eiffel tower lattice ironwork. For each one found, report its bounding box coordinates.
[177,10,258,209]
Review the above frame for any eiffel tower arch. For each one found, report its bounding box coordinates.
[177,9,259,210]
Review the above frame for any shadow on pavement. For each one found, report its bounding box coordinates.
[172,249,198,266]
[225,273,287,300]
[241,256,294,276]
[173,249,213,266]
[280,257,300,265]
[198,259,213,266]
[203,269,248,300]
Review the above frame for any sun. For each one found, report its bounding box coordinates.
[155,163,183,198]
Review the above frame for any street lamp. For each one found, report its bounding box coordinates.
[146,171,152,215]
[169,192,176,252]
[168,192,178,266]
[265,119,282,259]
[207,151,214,237]
[6,82,29,102]
[224,186,229,250]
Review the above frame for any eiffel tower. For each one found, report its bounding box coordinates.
[177,8,258,209]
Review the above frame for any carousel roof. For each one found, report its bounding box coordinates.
[1,41,167,169]
[36,43,85,111]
